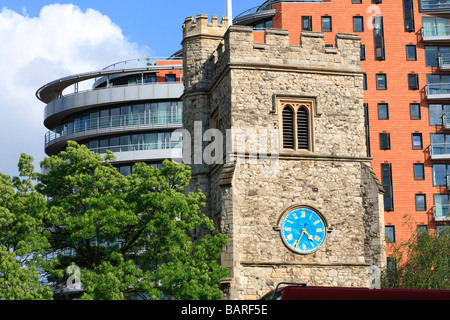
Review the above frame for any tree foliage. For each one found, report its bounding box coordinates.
[0,141,229,300]
[382,217,450,290]
[0,154,53,299]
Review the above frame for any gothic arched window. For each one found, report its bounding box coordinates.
[279,100,313,152]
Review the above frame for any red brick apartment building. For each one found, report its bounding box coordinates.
[233,0,450,257]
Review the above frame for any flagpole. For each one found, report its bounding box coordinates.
[226,0,233,27]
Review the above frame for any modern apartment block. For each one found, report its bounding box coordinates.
[36,56,184,174]
[232,0,450,257]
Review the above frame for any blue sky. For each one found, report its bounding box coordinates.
[0,0,264,178]
[2,0,264,57]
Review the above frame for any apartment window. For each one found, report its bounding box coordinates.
[412,133,423,149]
[410,103,421,120]
[414,163,425,180]
[381,163,394,211]
[434,195,450,222]
[279,99,313,151]
[408,73,419,90]
[380,133,391,150]
[302,16,312,31]
[425,46,450,67]
[417,225,428,235]
[432,163,450,187]
[321,16,332,32]
[431,133,450,157]
[353,16,364,32]
[363,73,367,90]
[406,45,417,60]
[360,44,366,61]
[437,225,450,236]
[364,103,371,157]
[373,16,385,60]
[403,0,415,32]
[376,74,387,90]
[165,74,176,82]
[415,194,427,211]
[385,226,395,243]
[352,0,362,3]
[378,103,389,120]
[429,104,450,126]
[427,74,450,96]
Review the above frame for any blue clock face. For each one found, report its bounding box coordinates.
[280,207,327,254]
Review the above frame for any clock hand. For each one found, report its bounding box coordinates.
[294,230,305,248]
[303,228,314,241]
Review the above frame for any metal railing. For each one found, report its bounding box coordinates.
[430,142,450,156]
[89,141,182,155]
[45,112,182,147]
[443,112,450,129]
[102,57,182,71]
[439,54,450,69]
[426,82,450,95]
[420,0,450,12]
[422,24,450,37]
[433,204,450,221]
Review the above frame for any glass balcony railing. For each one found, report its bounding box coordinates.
[426,83,450,99]
[443,112,450,129]
[422,24,450,40]
[89,141,182,155]
[102,57,182,71]
[430,142,450,158]
[439,54,450,70]
[420,0,450,13]
[433,204,450,221]
[45,112,182,147]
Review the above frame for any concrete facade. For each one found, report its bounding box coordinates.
[181,15,386,300]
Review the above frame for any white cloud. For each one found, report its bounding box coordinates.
[0,4,149,178]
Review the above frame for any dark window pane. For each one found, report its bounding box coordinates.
[321,16,332,32]
[385,226,395,243]
[414,163,425,180]
[353,16,364,32]
[406,45,417,60]
[376,74,387,90]
[415,194,426,211]
[378,104,389,119]
[410,103,421,120]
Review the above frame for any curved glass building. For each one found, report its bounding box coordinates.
[37,56,184,174]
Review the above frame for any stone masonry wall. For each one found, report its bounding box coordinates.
[182,16,385,300]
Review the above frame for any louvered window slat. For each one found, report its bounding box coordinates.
[282,107,294,149]
[297,107,309,150]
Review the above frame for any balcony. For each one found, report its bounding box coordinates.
[430,142,450,159]
[426,83,450,100]
[420,0,450,13]
[433,204,450,221]
[443,112,450,129]
[422,24,450,42]
[45,112,182,155]
[439,54,450,70]
[44,82,184,129]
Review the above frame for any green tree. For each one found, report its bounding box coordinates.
[0,154,53,300]
[382,219,450,289]
[37,141,229,300]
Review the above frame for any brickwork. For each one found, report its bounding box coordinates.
[265,0,450,253]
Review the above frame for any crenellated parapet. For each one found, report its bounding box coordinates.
[182,14,229,41]
[205,26,362,88]
[181,16,362,94]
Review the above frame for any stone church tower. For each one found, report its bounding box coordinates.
[181,15,386,300]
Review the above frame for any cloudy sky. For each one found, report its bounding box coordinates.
[0,0,262,178]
